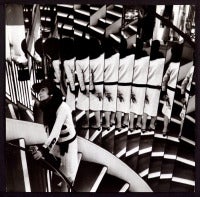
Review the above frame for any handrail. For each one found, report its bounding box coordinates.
[6,142,76,192]
[155,12,195,48]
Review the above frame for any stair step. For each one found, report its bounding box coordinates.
[98,18,111,29]
[147,137,167,191]
[137,132,154,178]
[106,10,122,19]
[57,4,74,15]
[73,160,107,192]
[122,26,137,38]
[96,174,129,192]
[18,108,34,122]
[171,161,195,191]
[101,127,115,154]
[113,5,123,13]
[114,128,128,159]
[180,117,195,142]
[7,103,18,119]
[176,140,195,166]
[89,118,102,146]
[169,181,195,192]
[90,25,105,35]
[125,130,141,171]
[6,139,31,192]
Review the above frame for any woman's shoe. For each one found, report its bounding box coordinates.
[135,125,141,130]
[148,126,155,131]
[129,128,134,132]
[110,122,115,127]
[163,132,167,137]
[102,125,110,131]
[116,127,122,131]
[90,124,101,131]
[122,123,128,128]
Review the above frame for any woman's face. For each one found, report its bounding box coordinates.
[39,87,50,101]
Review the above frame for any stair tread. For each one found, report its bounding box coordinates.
[176,140,195,163]
[169,181,194,192]
[96,173,129,192]
[172,161,195,181]
[114,129,128,157]
[73,160,107,192]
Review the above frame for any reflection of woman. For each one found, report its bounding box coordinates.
[179,65,194,119]
[75,37,90,128]
[130,38,149,131]
[137,6,156,46]
[161,5,174,44]
[142,40,165,131]
[60,37,76,112]
[161,43,183,136]
[102,38,120,129]
[43,38,61,87]
[89,38,104,129]
[32,79,78,191]
[116,38,135,130]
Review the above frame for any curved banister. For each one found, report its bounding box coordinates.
[6,142,76,192]
[155,12,195,48]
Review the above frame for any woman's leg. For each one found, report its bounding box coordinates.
[122,113,129,127]
[149,116,156,130]
[116,111,122,129]
[103,111,111,128]
[162,115,169,136]
[110,112,116,126]
[141,113,148,130]
[92,110,101,128]
[129,112,135,130]
[136,115,142,128]
[60,140,78,192]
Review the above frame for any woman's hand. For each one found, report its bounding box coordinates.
[131,93,136,103]
[117,92,124,102]
[33,150,43,160]
[105,92,113,102]
[145,94,149,104]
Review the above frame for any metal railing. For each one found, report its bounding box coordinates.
[7,141,76,192]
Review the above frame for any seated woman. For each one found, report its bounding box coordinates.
[32,79,78,192]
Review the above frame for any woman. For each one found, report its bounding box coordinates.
[60,37,76,112]
[75,36,90,128]
[130,38,149,132]
[32,79,78,192]
[116,37,135,130]
[161,43,183,136]
[142,40,165,132]
[102,37,120,130]
[89,37,104,129]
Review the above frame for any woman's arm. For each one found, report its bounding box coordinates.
[43,105,67,150]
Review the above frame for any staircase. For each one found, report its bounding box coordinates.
[5,4,195,193]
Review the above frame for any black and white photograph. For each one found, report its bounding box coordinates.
[5,3,196,192]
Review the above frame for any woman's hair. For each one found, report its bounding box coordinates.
[102,37,116,59]
[89,37,103,59]
[60,37,75,60]
[150,40,164,60]
[171,43,183,62]
[135,38,148,59]
[119,37,128,58]
[74,36,89,60]
[34,38,44,58]
[40,87,63,132]
[43,38,60,60]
